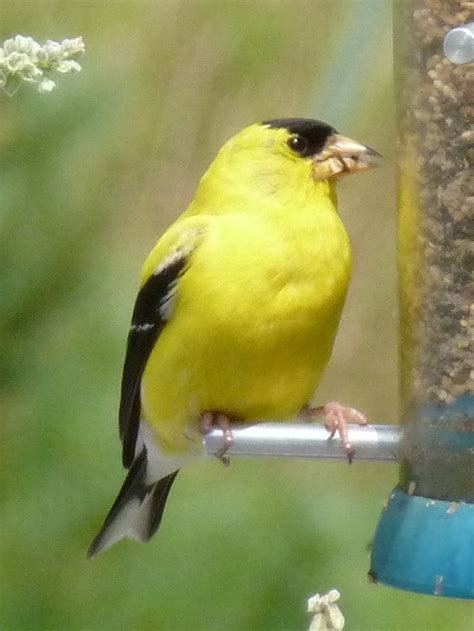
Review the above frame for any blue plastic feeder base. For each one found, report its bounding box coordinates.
[370,487,474,599]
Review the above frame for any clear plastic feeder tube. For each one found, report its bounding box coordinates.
[394,1,473,502]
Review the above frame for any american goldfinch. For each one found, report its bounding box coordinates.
[88,118,380,557]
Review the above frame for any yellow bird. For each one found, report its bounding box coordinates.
[88,118,380,557]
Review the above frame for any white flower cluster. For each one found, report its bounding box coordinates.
[0,35,85,96]
[307,589,345,631]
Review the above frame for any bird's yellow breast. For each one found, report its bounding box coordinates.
[141,186,351,454]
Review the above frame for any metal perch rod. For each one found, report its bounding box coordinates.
[204,423,400,462]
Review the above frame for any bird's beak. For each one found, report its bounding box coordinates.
[312,133,382,181]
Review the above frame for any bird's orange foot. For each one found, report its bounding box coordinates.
[302,402,368,463]
[200,411,235,466]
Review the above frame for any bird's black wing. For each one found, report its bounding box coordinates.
[118,251,189,468]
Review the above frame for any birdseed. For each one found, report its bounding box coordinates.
[395,1,473,501]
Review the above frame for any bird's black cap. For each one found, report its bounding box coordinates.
[262,118,336,157]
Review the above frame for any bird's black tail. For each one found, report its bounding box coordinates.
[87,449,178,558]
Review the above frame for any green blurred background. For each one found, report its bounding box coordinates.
[0,1,471,629]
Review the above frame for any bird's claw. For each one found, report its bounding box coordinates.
[303,402,368,463]
[200,411,235,466]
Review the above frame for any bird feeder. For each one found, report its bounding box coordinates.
[370,3,474,599]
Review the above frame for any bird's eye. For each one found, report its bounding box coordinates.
[287,135,308,154]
